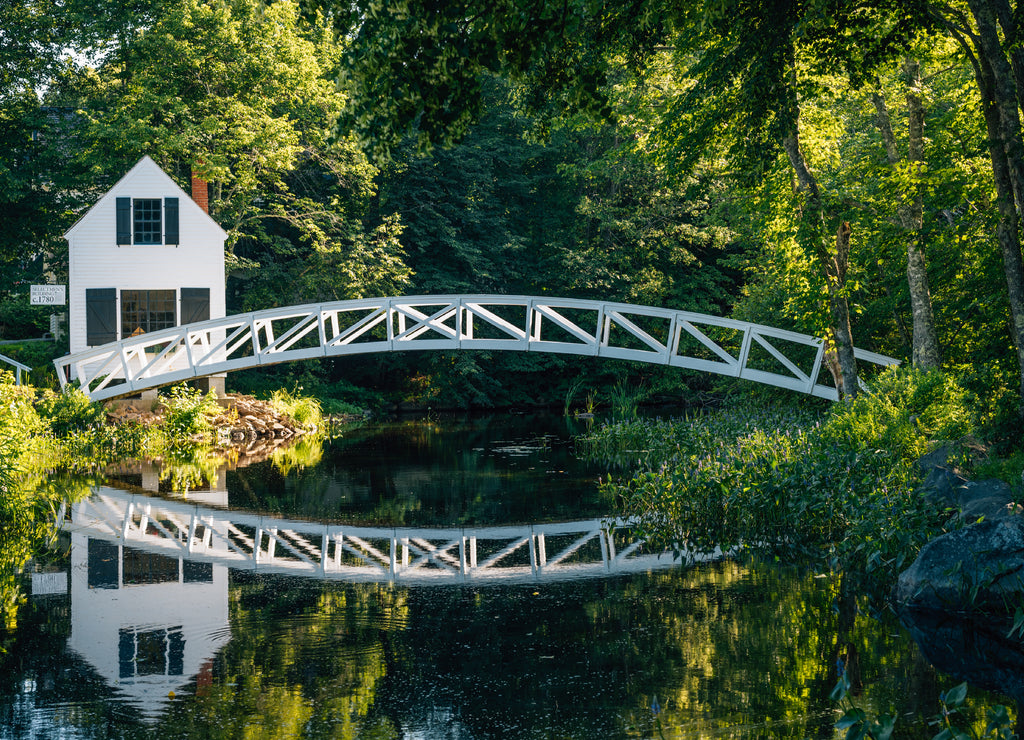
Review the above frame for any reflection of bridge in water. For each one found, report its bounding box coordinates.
[66,487,700,585]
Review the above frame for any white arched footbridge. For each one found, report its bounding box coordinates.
[55,294,899,402]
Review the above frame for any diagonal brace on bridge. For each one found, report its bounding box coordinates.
[54,294,899,402]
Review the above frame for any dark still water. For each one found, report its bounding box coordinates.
[1,413,1017,738]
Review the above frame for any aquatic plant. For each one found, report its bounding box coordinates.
[563,377,584,417]
[609,380,646,421]
[831,666,1016,740]
[583,367,975,601]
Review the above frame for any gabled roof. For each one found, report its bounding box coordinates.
[64,155,227,240]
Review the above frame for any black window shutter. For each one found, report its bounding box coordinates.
[86,288,117,345]
[180,287,210,325]
[164,197,179,245]
[116,198,131,245]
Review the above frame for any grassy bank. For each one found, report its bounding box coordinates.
[581,367,1018,604]
[0,373,332,635]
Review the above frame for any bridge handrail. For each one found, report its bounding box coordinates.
[0,353,31,385]
[54,294,900,402]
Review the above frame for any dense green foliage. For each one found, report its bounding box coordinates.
[582,367,986,601]
[0,377,334,637]
[2,6,1020,429]
[2,0,1024,429]
[0,373,48,631]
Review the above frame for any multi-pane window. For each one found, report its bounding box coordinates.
[132,199,162,244]
[121,289,176,338]
[116,197,179,245]
[119,626,185,678]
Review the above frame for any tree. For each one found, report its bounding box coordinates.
[59,0,413,311]
[336,0,1024,412]
[336,0,927,399]
[0,0,73,101]
[933,0,1024,418]
[871,58,942,369]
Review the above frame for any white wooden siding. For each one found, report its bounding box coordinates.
[67,157,226,354]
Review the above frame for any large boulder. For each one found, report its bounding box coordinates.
[915,441,1016,524]
[895,516,1024,611]
[955,479,1018,524]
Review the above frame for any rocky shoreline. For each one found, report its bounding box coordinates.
[892,444,1024,706]
[895,444,1024,613]
[106,393,313,442]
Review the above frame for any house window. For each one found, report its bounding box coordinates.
[133,199,162,244]
[121,289,176,338]
[119,626,185,678]
[116,197,179,245]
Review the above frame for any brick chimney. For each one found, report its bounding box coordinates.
[191,166,209,214]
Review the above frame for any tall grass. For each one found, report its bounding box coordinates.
[269,388,324,431]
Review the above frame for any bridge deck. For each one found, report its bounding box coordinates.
[54,295,899,402]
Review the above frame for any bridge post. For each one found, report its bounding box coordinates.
[122,502,135,539]
[736,326,754,374]
[321,529,329,575]
[138,504,150,538]
[267,528,277,561]
[528,532,538,574]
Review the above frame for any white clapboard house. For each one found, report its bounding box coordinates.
[65,155,226,392]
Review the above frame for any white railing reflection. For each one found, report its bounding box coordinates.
[65,487,708,585]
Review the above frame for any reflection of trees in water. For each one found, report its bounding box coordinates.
[226,415,609,526]
[2,557,1016,738]
[159,574,408,738]
[171,563,1004,738]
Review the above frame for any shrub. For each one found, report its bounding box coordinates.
[160,384,220,439]
[0,373,49,630]
[36,387,107,437]
[585,366,969,601]
[822,366,970,459]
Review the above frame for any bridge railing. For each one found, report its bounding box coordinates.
[54,295,899,402]
[0,353,31,385]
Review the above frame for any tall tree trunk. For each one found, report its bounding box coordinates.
[968,0,1024,210]
[871,59,941,369]
[829,221,860,397]
[782,132,860,399]
[959,0,1024,416]
[980,60,1024,414]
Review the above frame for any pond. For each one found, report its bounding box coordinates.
[0,412,1017,738]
